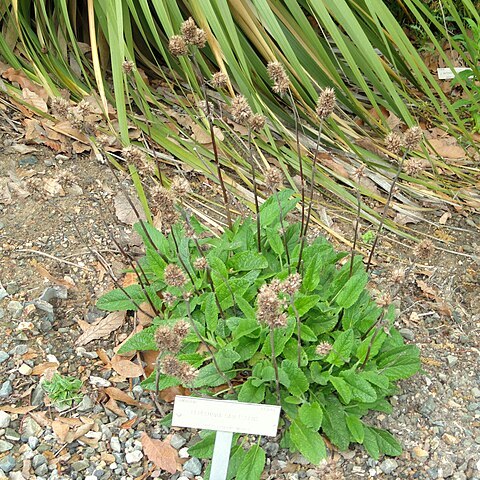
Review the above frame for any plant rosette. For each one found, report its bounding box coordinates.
[97,189,420,476]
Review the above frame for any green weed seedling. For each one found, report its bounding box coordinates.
[42,373,83,408]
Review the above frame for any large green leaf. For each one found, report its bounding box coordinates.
[289,417,326,464]
[236,445,266,480]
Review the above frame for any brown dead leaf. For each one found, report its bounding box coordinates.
[9,144,39,155]
[52,420,70,442]
[76,317,91,332]
[137,302,155,326]
[122,272,138,287]
[158,386,187,403]
[64,422,94,444]
[72,141,91,154]
[111,355,144,378]
[104,397,127,417]
[104,387,153,410]
[28,411,51,428]
[429,138,465,159]
[43,178,65,197]
[0,405,38,414]
[114,192,146,225]
[416,279,438,299]
[96,349,112,367]
[77,311,126,346]
[141,350,158,377]
[31,362,59,376]
[141,432,178,474]
[120,417,138,429]
[191,124,224,144]
[2,68,48,100]
[33,262,76,289]
[22,88,48,113]
[439,211,452,225]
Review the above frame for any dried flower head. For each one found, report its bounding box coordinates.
[169,35,188,57]
[257,283,287,328]
[316,342,332,357]
[281,273,302,296]
[162,291,177,306]
[76,99,92,116]
[404,126,423,150]
[264,166,283,192]
[164,264,187,287]
[414,239,434,260]
[173,320,190,339]
[50,97,70,119]
[267,62,289,95]
[385,132,403,155]
[193,257,208,270]
[177,361,198,384]
[122,60,135,74]
[391,267,406,284]
[154,326,182,353]
[249,113,266,132]
[231,95,253,124]
[170,176,191,198]
[180,17,206,48]
[316,87,336,120]
[404,157,424,177]
[151,185,179,230]
[122,146,145,168]
[67,101,95,134]
[376,292,392,308]
[211,71,228,89]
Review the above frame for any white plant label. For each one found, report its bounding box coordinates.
[437,67,472,80]
[172,395,281,436]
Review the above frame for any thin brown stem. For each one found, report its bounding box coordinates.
[270,326,281,405]
[349,178,363,278]
[366,151,408,272]
[273,190,291,272]
[290,297,302,368]
[191,55,232,228]
[298,126,323,272]
[248,127,262,253]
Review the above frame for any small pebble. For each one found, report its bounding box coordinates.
[379,458,398,474]
[183,458,202,476]
[18,363,33,375]
[170,434,187,450]
[125,450,143,464]
[0,440,14,453]
[0,455,15,473]
[447,355,458,366]
[0,352,9,364]
[6,301,23,319]
[0,411,11,428]
[0,381,13,399]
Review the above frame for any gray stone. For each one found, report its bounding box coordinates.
[9,345,28,356]
[0,411,11,428]
[18,155,38,167]
[5,282,19,295]
[0,381,13,399]
[265,442,279,457]
[170,434,187,450]
[32,454,47,469]
[447,355,459,366]
[127,466,144,477]
[183,458,202,476]
[31,385,45,407]
[472,388,480,398]
[4,429,20,442]
[0,351,9,364]
[380,458,398,474]
[22,417,42,437]
[0,440,14,453]
[125,450,143,464]
[6,301,23,318]
[110,437,121,453]
[0,281,7,300]
[35,463,49,476]
[72,460,89,472]
[28,436,39,450]
[77,395,94,412]
[0,455,15,473]
[420,396,436,416]
[39,286,68,302]
[399,328,415,341]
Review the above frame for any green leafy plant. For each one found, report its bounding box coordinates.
[42,373,83,408]
[98,189,420,473]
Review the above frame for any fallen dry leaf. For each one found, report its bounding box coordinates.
[77,311,126,346]
[43,178,65,197]
[2,68,48,100]
[141,350,158,377]
[96,349,112,367]
[111,355,144,378]
[22,88,48,113]
[141,432,178,474]
[0,405,38,414]
[9,144,39,154]
[104,387,153,410]
[429,138,465,159]
[105,397,127,417]
[31,362,59,376]
[191,124,224,144]
[439,211,452,225]
[416,279,438,299]
[114,192,146,225]
[158,386,187,403]
[120,417,138,429]
[122,272,138,287]
[33,262,76,289]
[52,420,70,443]
[137,302,155,326]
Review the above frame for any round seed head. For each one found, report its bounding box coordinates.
[249,113,266,132]
[122,60,135,74]
[180,17,206,48]
[170,176,191,198]
[315,87,336,119]
[154,326,182,353]
[414,239,434,260]
[404,126,423,150]
[50,97,70,119]
[385,132,403,155]
[169,35,188,57]
[193,257,208,270]
[231,95,253,124]
[122,146,145,168]
[211,71,228,89]
[404,157,424,177]
[281,273,302,296]
[173,320,190,339]
[164,264,187,287]
[264,167,283,192]
[316,342,332,356]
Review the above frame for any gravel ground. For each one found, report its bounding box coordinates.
[1,134,480,479]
